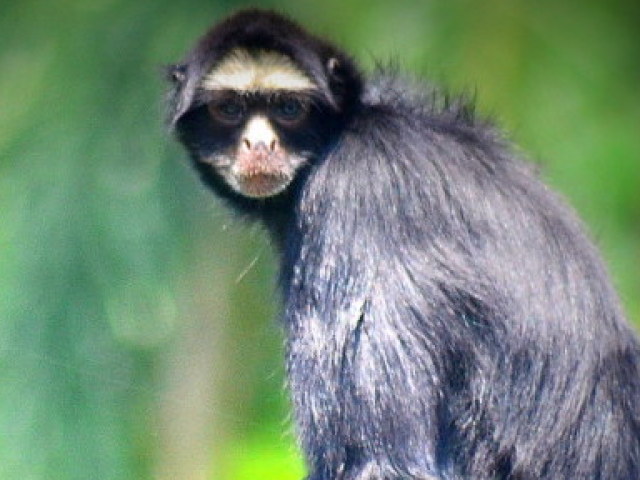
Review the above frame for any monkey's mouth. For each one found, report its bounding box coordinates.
[206,151,306,199]
[234,171,291,198]
[229,151,298,198]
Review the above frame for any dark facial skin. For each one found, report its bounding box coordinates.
[193,89,324,199]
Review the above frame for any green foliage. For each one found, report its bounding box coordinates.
[222,429,305,480]
[0,0,638,479]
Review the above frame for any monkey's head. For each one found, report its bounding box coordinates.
[167,9,362,203]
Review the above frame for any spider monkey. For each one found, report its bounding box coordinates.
[166,9,640,480]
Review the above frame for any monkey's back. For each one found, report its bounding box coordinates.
[282,73,640,480]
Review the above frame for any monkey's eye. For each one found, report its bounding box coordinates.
[208,97,245,125]
[272,97,307,125]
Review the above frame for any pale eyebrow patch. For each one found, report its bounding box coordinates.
[202,48,316,92]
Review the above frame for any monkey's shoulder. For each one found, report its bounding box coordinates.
[362,73,480,126]
[332,72,515,185]
[349,73,506,158]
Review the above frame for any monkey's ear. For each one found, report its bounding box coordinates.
[164,63,198,128]
[326,57,346,85]
[327,57,340,74]
[165,63,187,85]
[325,56,363,111]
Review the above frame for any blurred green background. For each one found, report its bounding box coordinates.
[0,0,638,479]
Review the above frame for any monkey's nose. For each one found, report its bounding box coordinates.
[243,138,279,153]
[241,116,280,153]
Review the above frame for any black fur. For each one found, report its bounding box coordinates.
[168,9,640,480]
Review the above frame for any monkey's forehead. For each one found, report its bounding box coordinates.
[202,48,316,92]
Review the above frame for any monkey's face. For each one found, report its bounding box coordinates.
[177,49,333,199]
[198,89,313,198]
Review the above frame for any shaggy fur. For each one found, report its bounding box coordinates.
[167,9,640,480]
